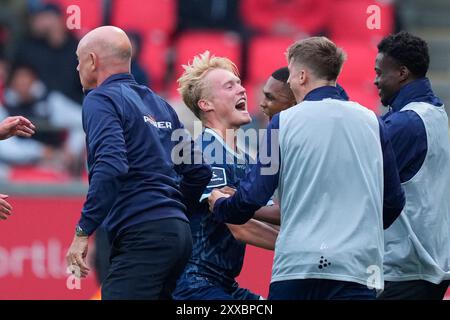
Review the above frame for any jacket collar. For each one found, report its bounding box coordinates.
[101,73,135,86]
[388,77,442,112]
[84,73,136,96]
[303,85,349,102]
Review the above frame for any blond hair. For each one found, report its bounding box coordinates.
[177,51,239,118]
[286,37,346,81]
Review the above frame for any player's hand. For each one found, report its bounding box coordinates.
[66,235,90,278]
[0,116,36,140]
[0,194,12,220]
[218,186,236,196]
[208,189,230,212]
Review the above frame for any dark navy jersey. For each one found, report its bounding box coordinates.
[381,77,443,182]
[181,128,251,286]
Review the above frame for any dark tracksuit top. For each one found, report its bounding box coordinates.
[381,78,443,182]
[78,73,212,240]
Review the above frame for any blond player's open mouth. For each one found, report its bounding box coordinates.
[235,98,248,113]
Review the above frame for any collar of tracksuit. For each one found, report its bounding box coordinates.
[387,77,442,113]
[303,85,349,102]
[83,73,136,96]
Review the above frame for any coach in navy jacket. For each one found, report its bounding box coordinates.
[66,26,211,300]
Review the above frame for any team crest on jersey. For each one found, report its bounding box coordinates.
[144,114,172,129]
[208,167,227,188]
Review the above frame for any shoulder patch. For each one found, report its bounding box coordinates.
[209,167,227,188]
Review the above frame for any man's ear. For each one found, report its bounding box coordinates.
[89,52,97,71]
[198,99,214,112]
[398,65,411,82]
[298,69,307,86]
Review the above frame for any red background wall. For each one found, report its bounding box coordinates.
[0,196,274,299]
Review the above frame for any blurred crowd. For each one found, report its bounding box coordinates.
[1,1,85,179]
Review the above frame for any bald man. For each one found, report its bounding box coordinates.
[66,26,212,299]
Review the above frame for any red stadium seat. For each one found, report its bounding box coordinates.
[237,246,274,298]
[170,31,242,99]
[247,35,295,84]
[111,0,176,36]
[329,0,394,45]
[246,35,297,115]
[46,0,103,36]
[335,40,380,112]
[140,31,170,94]
[336,40,378,86]
[345,83,381,114]
[240,0,331,36]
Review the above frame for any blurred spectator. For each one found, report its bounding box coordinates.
[0,0,28,59]
[127,31,150,86]
[0,63,85,176]
[0,54,9,104]
[14,3,83,103]
[177,0,244,33]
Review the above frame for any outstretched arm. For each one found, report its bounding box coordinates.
[0,116,35,140]
[217,186,281,226]
[209,115,281,224]
[0,194,12,221]
[254,204,280,226]
[227,219,278,250]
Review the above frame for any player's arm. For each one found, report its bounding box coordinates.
[382,111,427,179]
[209,114,281,224]
[68,92,128,277]
[77,92,130,236]
[0,116,35,140]
[0,194,12,221]
[218,186,281,225]
[253,204,280,226]
[378,118,405,229]
[226,219,278,250]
